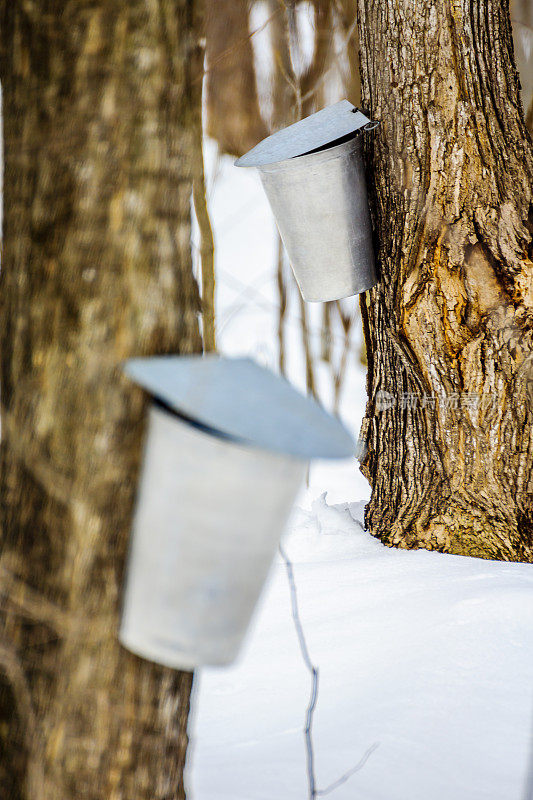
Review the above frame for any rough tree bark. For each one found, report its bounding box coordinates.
[0,1,204,798]
[357,0,533,560]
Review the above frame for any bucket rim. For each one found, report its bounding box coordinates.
[257,132,363,173]
[235,99,372,168]
[149,399,310,464]
[123,355,355,460]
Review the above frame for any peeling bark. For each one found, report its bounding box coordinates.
[357,0,533,560]
[0,1,204,797]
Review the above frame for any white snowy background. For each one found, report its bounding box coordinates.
[187,143,533,800]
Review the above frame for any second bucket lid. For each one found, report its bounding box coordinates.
[235,100,371,168]
[124,354,355,460]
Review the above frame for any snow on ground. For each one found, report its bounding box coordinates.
[188,143,533,799]
[190,497,533,800]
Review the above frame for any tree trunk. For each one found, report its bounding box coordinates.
[0,2,204,798]
[334,0,361,107]
[357,0,533,561]
[205,0,267,156]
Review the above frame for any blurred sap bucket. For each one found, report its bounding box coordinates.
[120,404,306,669]
[120,355,354,669]
[236,100,379,303]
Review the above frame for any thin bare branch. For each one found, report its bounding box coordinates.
[277,235,288,375]
[192,142,216,352]
[299,290,318,399]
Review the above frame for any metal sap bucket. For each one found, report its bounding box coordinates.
[120,355,354,670]
[236,100,378,302]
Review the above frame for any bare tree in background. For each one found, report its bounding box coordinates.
[206,0,267,156]
[512,0,533,131]
[358,0,533,560]
[203,1,365,403]
[268,0,365,399]
[0,1,205,797]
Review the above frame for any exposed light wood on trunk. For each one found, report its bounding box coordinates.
[0,1,204,797]
[357,0,533,560]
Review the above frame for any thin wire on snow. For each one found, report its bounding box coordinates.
[279,543,378,799]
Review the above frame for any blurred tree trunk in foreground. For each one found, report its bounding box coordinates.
[205,0,267,156]
[357,0,533,560]
[0,1,204,798]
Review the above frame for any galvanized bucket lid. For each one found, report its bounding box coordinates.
[124,355,355,459]
[235,100,372,168]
